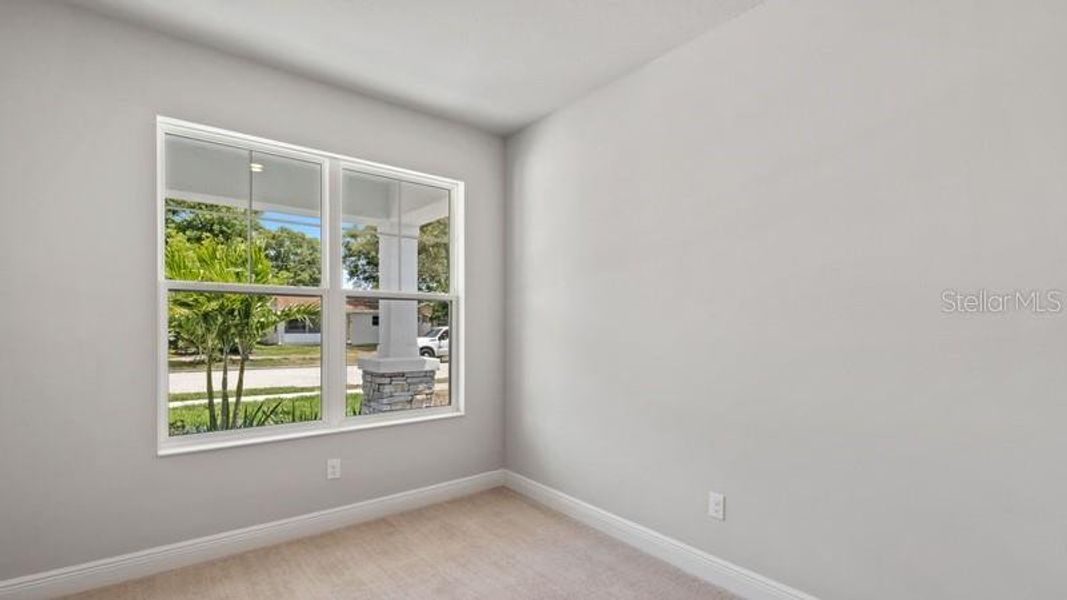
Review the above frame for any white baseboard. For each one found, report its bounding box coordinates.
[503,471,819,600]
[1,468,815,600]
[0,469,506,600]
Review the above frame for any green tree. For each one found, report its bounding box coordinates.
[261,227,321,287]
[416,219,450,293]
[342,227,380,288]
[165,198,322,288]
[341,219,449,292]
[165,199,248,244]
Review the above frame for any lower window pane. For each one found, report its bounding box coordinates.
[167,291,322,436]
[345,298,450,416]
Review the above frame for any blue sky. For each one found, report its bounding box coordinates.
[259,211,370,238]
[259,212,321,239]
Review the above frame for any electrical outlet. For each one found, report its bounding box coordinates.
[326,458,341,480]
[707,491,725,521]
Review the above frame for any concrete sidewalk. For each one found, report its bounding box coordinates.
[169,364,450,394]
[168,381,449,408]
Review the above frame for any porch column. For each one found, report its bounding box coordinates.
[357,222,439,413]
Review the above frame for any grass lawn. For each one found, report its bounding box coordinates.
[168,344,375,371]
[168,392,364,436]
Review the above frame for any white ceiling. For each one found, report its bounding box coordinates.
[70,0,762,134]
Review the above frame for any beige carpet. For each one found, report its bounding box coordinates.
[65,487,740,599]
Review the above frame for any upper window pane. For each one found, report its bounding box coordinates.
[342,170,400,290]
[164,135,322,287]
[251,151,322,287]
[400,181,450,293]
[164,135,251,283]
[340,170,450,293]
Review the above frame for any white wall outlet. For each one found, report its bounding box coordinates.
[707,491,725,521]
[326,458,341,480]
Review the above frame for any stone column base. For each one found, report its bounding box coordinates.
[360,370,440,414]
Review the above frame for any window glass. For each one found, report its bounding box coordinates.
[342,170,399,290]
[285,317,321,334]
[252,151,322,287]
[400,181,450,293]
[167,292,322,436]
[164,135,251,283]
[164,137,323,287]
[345,298,451,416]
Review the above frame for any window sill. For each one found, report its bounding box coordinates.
[157,406,464,457]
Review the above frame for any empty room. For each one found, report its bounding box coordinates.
[1,1,1065,599]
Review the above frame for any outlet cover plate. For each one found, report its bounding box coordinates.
[326,458,341,480]
[708,491,725,521]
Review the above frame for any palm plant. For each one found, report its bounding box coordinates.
[166,233,320,432]
[227,293,317,429]
[240,400,286,428]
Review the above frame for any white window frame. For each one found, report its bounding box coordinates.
[156,116,465,456]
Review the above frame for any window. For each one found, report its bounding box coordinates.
[284,318,321,334]
[158,117,463,454]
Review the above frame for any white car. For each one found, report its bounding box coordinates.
[418,326,450,359]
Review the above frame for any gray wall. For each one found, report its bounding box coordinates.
[0,1,504,580]
[506,1,1067,599]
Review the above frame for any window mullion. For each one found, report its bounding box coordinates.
[163,281,327,296]
[326,160,346,426]
[342,289,456,302]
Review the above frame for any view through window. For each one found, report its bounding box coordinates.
[160,119,460,450]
